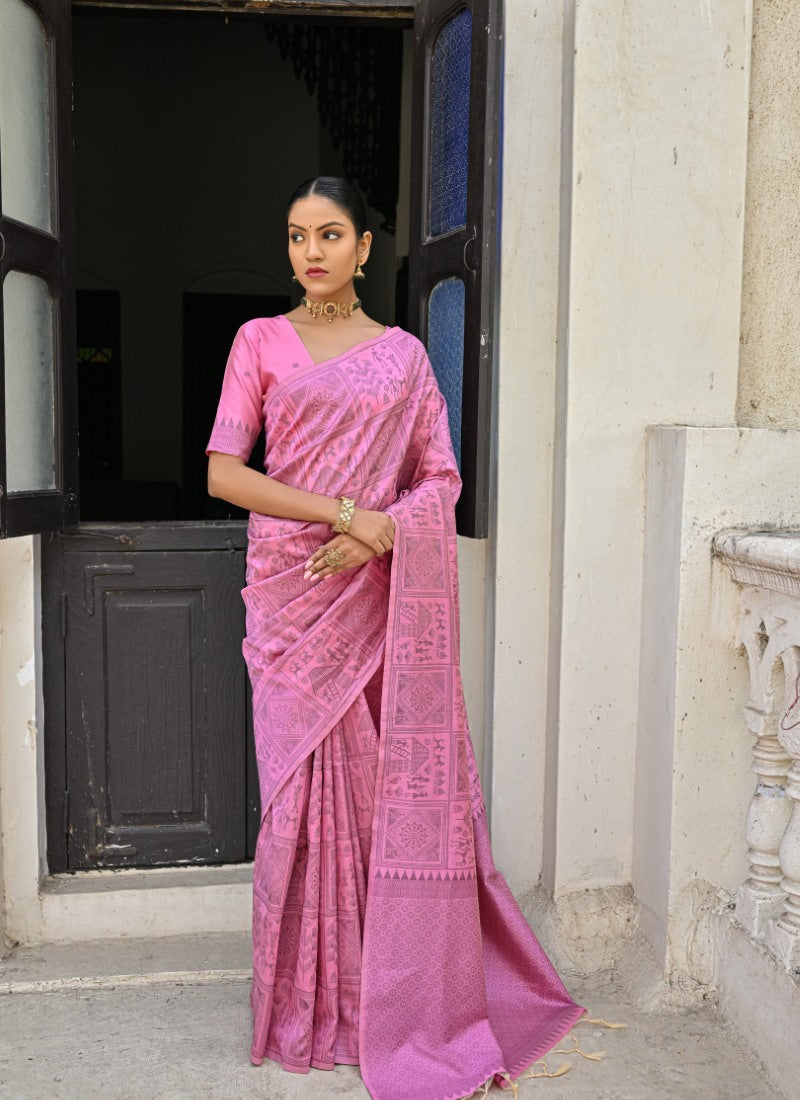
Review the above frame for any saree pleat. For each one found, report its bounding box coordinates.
[250,670,382,1072]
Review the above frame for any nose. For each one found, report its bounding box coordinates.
[305,235,324,261]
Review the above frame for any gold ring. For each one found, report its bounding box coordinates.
[324,547,345,569]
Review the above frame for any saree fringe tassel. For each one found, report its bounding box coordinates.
[463,1012,629,1094]
[211,321,595,1100]
[521,1059,572,1079]
[550,1032,606,1060]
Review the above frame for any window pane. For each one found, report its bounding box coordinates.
[3,270,56,490]
[427,277,464,470]
[428,8,471,238]
[0,0,52,232]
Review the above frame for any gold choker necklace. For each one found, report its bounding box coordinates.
[300,296,362,324]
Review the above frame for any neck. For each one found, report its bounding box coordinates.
[303,282,358,305]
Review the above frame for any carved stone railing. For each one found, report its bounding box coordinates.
[714,530,800,973]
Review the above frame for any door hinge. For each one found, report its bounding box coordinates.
[61,593,68,638]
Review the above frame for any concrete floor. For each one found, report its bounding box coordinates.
[0,933,787,1099]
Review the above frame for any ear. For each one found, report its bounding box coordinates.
[358,230,373,262]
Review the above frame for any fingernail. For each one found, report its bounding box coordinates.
[303,571,311,581]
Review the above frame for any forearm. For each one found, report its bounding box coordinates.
[207,454,340,525]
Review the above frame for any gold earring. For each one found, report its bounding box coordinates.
[354,257,365,280]
[291,273,300,283]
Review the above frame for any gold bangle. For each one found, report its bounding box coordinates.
[332,495,356,534]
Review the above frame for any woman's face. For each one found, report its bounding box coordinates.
[287,194,371,298]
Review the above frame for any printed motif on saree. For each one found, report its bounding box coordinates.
[206,315,584,1100]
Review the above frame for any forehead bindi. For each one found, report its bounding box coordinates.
[288,221,346,231]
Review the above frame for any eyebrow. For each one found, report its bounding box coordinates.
[288,221,347,230]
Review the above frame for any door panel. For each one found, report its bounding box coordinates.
[61,540,249,868]
[409,0,503,538]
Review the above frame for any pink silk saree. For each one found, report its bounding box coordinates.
[206,315,584,1100]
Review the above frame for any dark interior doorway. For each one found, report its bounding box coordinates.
[71,7,410,523]
[182,291,287,522]
[43,5,410,873]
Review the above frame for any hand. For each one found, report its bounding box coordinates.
[346,507,396,556]
[303,532,381,582]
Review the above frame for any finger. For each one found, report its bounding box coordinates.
[307,556,334,579]
[307,551,351,581]
[307,562,330,581]
[315,563,348,581]
[306,532,343,562]
[304,539,340,578]
[306,542,332,567]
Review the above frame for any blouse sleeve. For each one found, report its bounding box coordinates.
[205,322,264,460]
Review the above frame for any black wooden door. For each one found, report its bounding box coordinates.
[44,522,259,870]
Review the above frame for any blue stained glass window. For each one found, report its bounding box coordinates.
[427,277,465,471]
[429,8,471,238]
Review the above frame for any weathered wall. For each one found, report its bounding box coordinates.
[737,1,800,429]
[0,537,47,947]
[487,0,565,885]
[544,0,751,898]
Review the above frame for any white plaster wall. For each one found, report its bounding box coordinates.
[544,0,752,896]
[488,0,565,885]
[737,1,800,429]
[636,425,800,976]
[0,537,47,944]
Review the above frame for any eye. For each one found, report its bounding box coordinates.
[323,231,340,240]
[289,232,304,243]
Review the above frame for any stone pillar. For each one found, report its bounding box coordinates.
[765,712,800,969]
[715,531,800,971]
[736,594,792,935]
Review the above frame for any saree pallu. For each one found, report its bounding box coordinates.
[226,323,583,1100]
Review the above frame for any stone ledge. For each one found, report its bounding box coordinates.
[0,930,251,994]
[40,862,253,895]
[713,528,800,597]
[8,865,254,945]
[711,907,800,1097]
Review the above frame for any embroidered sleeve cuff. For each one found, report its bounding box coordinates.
[205,418,259,459]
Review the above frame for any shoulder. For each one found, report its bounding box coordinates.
[386,327,437,387]
[388,326,427,354]
[236,315,286,340]
[386,326,431,370]
[231,315,293,361]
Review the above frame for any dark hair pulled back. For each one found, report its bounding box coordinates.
[287,176,368,238]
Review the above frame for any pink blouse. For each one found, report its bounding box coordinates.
[205,314,396,464]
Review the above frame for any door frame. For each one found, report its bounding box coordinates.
[72,0,414,24]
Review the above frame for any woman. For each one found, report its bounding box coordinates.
[205,176,585,1099]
